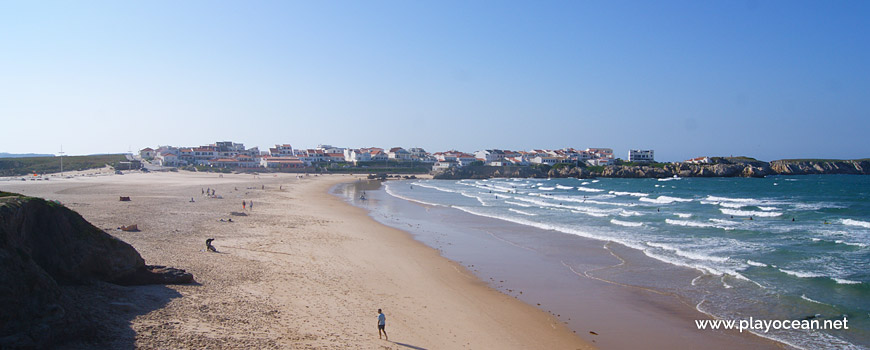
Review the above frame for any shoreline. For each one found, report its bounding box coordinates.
[1,172,591,349]
[350,179,790,349]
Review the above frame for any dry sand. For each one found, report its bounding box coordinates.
[2,171,592,349]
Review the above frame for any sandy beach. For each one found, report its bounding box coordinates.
[1,171,591,349]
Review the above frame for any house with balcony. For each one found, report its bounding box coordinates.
[388,147,412,161]
[628,149,655,163]
[269,144,295,157]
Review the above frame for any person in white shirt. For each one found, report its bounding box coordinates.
[377,309,388,340]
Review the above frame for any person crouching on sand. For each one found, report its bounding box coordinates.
[377,309,387,340]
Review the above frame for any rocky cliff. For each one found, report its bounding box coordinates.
[433,159,869,180]
[0,192,192,348]
[769,159,870,175]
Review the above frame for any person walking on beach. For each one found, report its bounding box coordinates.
[377,309,388,340]
[249,200,253,210]
[242,200,246,210]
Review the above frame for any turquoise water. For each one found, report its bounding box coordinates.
[383,175,870,349]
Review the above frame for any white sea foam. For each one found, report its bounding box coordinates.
[508,208,537,216]
[720,208,783,217]
[580,181,590,185]
[657,177,681,181]
[384,184,443,207]
[645,242,730,263]
[618,210,644,217]
[583,199,637,207]
[834,240,868,248]
[571,210,609,217]
[801,294,827,305]
[780,269,826,279]
[832,278,862,285]
[591,180,600,183]
[666,219,736,231]
[555,185,574,190]
[841,219,870,229]
[639,195,693,205]
[611,219,643,227]
[609,191,649,197]
[706,195,758,203]
[709,218,740,226]
[538,187,555,191]
[491,185,516,193]
[413,182,459,193]
[674,213,692,218]
[576,187,604,193]
[746,260,767,267]
[458,192,489,206]
[717,201,746,209]
[758,206,779,211]
[721,276,733,289]
[451,206,623,248]
[504,200,532,208]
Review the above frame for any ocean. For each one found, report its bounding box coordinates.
[340,175,869,349]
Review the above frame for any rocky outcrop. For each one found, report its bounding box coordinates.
[770,160,870,175]
[0,192,193,348]
[434,159,868,180]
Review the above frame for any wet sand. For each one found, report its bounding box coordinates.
[345,180,786,349]
[1,172,590,349]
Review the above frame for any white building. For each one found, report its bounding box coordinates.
[628,149,655,163]
[316,144,345,154]
[685,156,710,164]
[369,150,388,161]
[408,147,428,158]
[261,156,306,168]
[156,152,180,166]
[474,150,506,163]
[530,156,571,166]
[432,161,457,171]
[139,148,155,159]
[269,144,295,157]
[587,157,615,166]
[388,147,412,161]
[586,148,614,159]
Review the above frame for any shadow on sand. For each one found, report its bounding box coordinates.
[391,341,428,350]
[53,282,185,349]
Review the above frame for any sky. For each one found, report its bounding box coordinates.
[1,1,868,162]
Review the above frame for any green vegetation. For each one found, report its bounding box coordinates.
[551,163,573,170]
[651,162,668,169]
[0,191,23,198]
[0,154,128,176]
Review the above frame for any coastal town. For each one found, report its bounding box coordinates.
[138,140,658,171]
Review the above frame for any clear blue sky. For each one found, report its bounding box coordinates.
[1,1,868,161]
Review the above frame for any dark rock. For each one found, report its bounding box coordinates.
[0,194,145,285]
[0,192,193,348]
[112,265,194,286]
